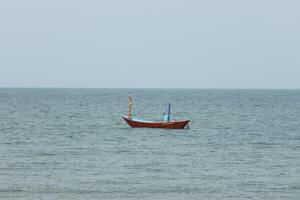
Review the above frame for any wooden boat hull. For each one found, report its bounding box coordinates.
[123,116,190,129]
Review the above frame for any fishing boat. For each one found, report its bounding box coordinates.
[123,97,190,129]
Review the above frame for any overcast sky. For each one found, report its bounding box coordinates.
[0,0,299,88]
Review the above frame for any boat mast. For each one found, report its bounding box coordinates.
[128,96,133,118]
[167,103,171,122]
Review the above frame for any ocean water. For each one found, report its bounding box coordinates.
[0,88,300,200]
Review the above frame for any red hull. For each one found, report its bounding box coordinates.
[123,116,190,129]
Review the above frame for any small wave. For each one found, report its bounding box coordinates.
[0,189,23,193]
[289,185,300,191]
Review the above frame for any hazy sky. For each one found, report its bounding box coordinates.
[0,0,299,88]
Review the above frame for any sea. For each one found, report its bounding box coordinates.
[0,88,299,200]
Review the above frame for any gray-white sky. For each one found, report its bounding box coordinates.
[0,0,299,88]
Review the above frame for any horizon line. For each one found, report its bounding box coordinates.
[0,87,299,90]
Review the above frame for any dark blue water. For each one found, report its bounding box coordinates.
[0,89,300,199]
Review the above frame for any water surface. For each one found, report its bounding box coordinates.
[0,89,300,199]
